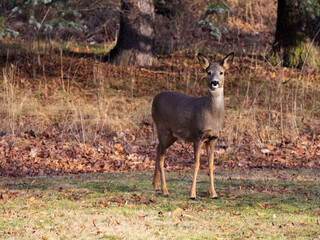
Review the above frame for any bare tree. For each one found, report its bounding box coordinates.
[269,0,320,68]
[104,0,155,66]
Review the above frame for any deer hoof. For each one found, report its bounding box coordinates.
[211,196,219,200]
[163,194,169,198]
[189,197,196,201]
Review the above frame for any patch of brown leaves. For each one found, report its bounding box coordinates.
[0,122,319,177]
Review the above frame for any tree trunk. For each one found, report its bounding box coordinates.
[104,0,155,66]
[269,0,320,68]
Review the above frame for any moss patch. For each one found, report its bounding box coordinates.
[269,39,320,69]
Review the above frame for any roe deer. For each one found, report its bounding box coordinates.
[151,52,234,199]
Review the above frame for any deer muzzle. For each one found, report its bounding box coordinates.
[211,80,219,88]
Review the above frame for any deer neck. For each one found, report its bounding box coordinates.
[208,88,224,111]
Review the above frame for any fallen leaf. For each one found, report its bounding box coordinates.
[171,208,183,217]
[266,145,274,151]
[42,235,49,240]
[28,196,36,203]
[257,202,265,209]
[93,220,98,230]
[228,194,239,199]
[299,222,310,226]
[80,223,87,229]
[183,214,194,219]
[252,211,265,215]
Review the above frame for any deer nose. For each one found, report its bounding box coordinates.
[211,80,219,87]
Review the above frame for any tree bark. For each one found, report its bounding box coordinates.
[104,0,155,66]
[270,0,320,68]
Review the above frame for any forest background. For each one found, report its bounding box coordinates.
[0,0,319,175]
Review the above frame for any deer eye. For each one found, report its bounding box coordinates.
[220,72,224,75]
[207,71,212,75]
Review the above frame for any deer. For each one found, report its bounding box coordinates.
[151,52,234,200]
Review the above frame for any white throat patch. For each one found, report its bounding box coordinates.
[209,87,223,94]
[209,87,224,106]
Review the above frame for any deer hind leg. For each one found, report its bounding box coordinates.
[153,129,176,197]
[206,138,218,199]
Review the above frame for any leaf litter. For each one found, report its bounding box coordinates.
[0,122,319,177]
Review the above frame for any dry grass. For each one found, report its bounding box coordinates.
[0,44,319,149]
[0,67,151,142]
[0,0,319,151]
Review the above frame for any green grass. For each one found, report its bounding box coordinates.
[0,170,320,239]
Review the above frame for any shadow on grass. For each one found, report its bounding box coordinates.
[0,171,319,210]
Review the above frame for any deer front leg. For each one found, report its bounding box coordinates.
[206,139,218,199]
[159,150,169,197]
[190,140,203,200]
[152,149,160,191]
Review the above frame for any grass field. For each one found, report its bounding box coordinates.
[1,169,319,239]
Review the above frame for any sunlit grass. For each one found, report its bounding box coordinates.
[1,170,319,239]
[0,38,112,56]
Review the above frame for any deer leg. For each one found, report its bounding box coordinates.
[158,146,169,197]
[190,140,203,200]
[206,139,218,199]
[152,145,161,191]
[153,132,176,196]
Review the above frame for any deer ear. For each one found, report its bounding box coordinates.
[220,52,234,69]
[197,53,210,69]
